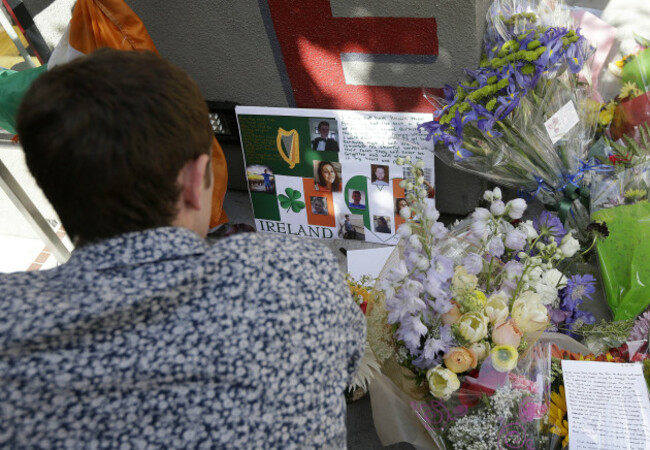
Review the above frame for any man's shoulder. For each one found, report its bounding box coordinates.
[205,232,336,268]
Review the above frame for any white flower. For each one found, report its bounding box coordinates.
[473,207,491,223]
[418,188,428,198]
[399,206,412,219]
[492,187,502,200]
[397,223,412,238]
[490,200,506,216]
[424,205,440,221]
[505,228,527,251]
[415,159,425,169]
[558,233,580,258]
[408,234,422,251]
[396,157,405,165]
[426,365,460,400]
[519,220,538,240]
[429,222,447,239]
[511,291,549,333]
[506,198,527,220]
[534,282,558,306]
[487,237,505,257]
[462,252,483,275]
[457,312,489,343]
[485,292,509,325]
[468,341,491,362]
[415,255,430,271]
[542,268,566,289]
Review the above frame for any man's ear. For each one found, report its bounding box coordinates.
[178,153,211,210]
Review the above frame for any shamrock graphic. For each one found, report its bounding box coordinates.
[278,187,305,213]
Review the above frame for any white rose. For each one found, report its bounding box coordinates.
[558,234,580,258]
[511,291,549,333]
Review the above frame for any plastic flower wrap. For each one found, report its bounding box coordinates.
[368,158,584,449]
[589,162,650,320]
[419,0,596,233]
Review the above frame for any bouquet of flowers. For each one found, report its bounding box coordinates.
[419,0,596,233]
[589,162,650,320]
[368,158,587,449]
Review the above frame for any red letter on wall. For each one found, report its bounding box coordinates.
[266,0,439,112]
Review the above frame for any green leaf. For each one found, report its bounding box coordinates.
[291,200,305,212]
[289,189,302,201]
[278,194,291,209]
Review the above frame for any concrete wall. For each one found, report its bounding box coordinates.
[126,0,492,214]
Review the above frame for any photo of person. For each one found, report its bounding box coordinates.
[374,215,391,234]
[314,160,342,192]
[348,189,366,210]
[246,164,275,193]
[371,164,389,187]
[339,214,365,240]
[395,198,408,214]
[311,196,328,215]
[311,119,339,152]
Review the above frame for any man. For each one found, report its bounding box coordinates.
[262,168,272,192]
[348,190,365,210]
[312,121,339,152]
[343,215,356,239]
[0,49,365,448]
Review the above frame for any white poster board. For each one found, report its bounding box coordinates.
[236,106,434,245]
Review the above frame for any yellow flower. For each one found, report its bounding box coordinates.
[598,100,616,127]
[550,385,569,448]
[620,81,642,99]
[490,345,518,372]
[426,365,461,400]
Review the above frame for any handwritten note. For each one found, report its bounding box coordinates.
[561,360,650,450]
[338,111,432,163]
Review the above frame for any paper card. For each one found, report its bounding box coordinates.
[346,246,395,280]
[544,101,580,144]
[561,360,650,450]
[237,106,434,245]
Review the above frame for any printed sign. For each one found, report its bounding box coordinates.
[236,106,435,245]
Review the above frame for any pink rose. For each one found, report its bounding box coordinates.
[491,319,523,348]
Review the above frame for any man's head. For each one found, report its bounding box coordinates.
[17,49,214,244]
[352,190,362,205]
[318,121,330,139]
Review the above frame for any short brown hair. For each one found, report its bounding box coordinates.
[17,49,213,245]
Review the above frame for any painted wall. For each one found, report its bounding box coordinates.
[127,0,493,214]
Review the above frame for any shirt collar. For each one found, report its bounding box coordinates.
[67,227,209,271]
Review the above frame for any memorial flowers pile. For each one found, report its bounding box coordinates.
[419,0,595,233]
[368,158,590,448]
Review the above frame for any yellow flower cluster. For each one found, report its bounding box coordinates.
[549,386,569,448]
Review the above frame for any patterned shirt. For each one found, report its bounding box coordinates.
[0,227,366,449]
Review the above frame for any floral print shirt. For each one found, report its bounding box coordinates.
[0,227,365,449]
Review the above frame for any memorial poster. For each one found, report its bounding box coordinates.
[236,106,434,245]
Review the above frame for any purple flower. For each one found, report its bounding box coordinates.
[533,210,567,245]
[462,252,484,275]
[487,236,505,257]
[428,255,455,282]
[560,274,596,311]
[412,334,452,370]
[395,315,428,353]
[629,309,650,341]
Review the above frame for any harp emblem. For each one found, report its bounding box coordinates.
[276,128,300,169]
